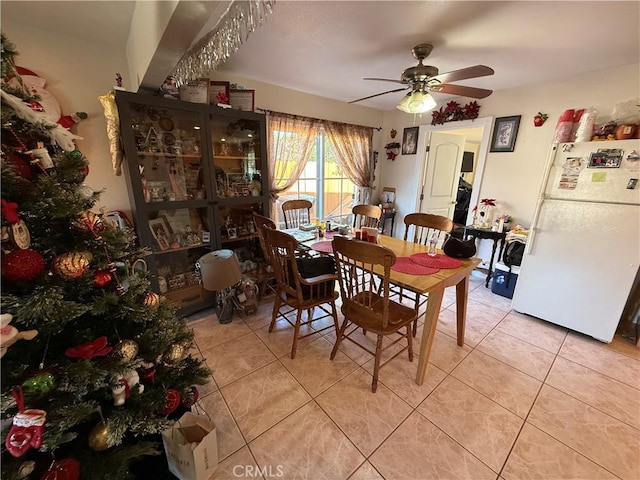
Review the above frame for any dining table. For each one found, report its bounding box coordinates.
[302,232,481,386]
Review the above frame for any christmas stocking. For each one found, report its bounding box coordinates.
[5,387,46,457]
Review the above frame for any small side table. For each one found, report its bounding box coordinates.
[463,226,507,288]
[379,211,396,237]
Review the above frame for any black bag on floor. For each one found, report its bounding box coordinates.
[503,241,525,269]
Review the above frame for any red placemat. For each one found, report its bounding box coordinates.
[409,253,462,269]
[392,257,440,275]
[310,241,333,253]
[322,231,337,239]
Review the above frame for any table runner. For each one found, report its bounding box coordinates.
[409,253,462,269]
[392,257,440,275]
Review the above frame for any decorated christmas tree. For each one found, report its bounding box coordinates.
[1,34,209,479]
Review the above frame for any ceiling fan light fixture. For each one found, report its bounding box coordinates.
[396,93,413,113]
[408,91,437,113]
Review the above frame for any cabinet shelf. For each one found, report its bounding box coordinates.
[116,90,269,316]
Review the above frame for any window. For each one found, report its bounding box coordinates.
[275,132,355,226]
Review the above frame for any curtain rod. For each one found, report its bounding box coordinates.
[256,107,382,131]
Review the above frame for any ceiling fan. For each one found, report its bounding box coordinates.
[350,43,494,113]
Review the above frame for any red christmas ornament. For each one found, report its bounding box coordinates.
[1,249,46,282]
[5,387,46,458]
[80,164,90,180]
[141,367,156,386]
[143,292,160,308]
[73,211,101,234]
[65,336,112,359]
[41,458,80,480]
[1,199,21,224]
[159,389,181,416]
[52,252,89,280]
[6,152,34,180]
[93,269,112,288]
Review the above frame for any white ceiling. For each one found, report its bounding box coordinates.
[2,1,639,112]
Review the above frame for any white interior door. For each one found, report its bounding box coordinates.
[417,132,465,219]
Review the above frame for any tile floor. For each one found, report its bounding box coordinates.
[187,272,640,480]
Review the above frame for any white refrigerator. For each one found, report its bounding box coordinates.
[512,139,640,342]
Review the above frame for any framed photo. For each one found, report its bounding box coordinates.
[209,81,230,105]
[179,78,210,104]
[227,227,238,239]
[490,116,521,152]
[229,89,255,111]
[588,149,623,168]
[149,217,172,251]
[401,126,418,155]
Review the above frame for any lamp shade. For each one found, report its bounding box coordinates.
[198,249,242,291]
[397,90,437,114]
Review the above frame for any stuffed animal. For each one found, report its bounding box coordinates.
[0,313,38,358]
[111,370,144,406]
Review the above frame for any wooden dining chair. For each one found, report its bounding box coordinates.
[263,227,339,359]
[252,212,278,296]
[282,199,313,229]
[352,204,382,229]
[331,236,416,392]
[395,212,454,334]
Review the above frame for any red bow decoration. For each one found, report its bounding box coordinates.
[1,199,20,224]
[65,336,112,359]
[480,198,496,206]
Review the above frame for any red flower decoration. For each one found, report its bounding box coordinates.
[216,91,229,104]
[65,337,112,359]
[464,101,480,118]
[1,199,20,224]
[445,101,461,114]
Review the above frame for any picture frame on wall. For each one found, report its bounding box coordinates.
[490,115,521,152]
[229,89,255,111]
[209,81,230,105]
[401,126,418,155]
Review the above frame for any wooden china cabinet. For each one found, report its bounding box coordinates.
[115,91,269,315]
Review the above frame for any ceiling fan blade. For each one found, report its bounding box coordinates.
[363,77,406,85]
[430,65,494,84]
[349,87,408,104]
[429,83,493,99]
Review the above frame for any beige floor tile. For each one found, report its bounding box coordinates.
[211,446,263,480]
[348,461,384,480]
[253,318,317,358]
[546,356,640,430]
[279,336,359,397]
[316,369,412,456]
[191,314,253,350]
[417,376,523,473]
[496,311,568,354]
[241,301,274,331]
[369,411,496,480]
[452,350,542,418]
[468,283,513,312]
[196,373,219,397]
[559,332,640,389]
[427,330,473,373]
[604,335,640,361]
[502,423,617,480]
[477,329,555,380]
[325,327,407,366]
[203,332,277,387]
[362,351,447,408]
[439,299,506,346]
[249,401,365,480]
[528,385,640,480]
[199,391,245,461]
[221,361,311,442]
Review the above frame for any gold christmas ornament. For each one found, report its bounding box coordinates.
[73,211,101,233]
[111,339,139,362]
[162,343,185,365]
[88,421,112,451]
[143,292,160,308]
[52,252,89,280]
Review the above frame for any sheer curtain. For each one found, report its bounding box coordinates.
[267,112,321,217]
[323,121,374,189]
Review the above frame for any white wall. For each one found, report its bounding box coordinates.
[2,24,132,214]
[379,63,640,233]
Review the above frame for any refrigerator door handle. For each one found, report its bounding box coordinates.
[526,143,558,254]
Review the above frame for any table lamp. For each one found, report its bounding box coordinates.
[198,249,242,324]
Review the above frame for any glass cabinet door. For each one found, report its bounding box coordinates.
[210,117,264,199]
[129,103,208,203]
